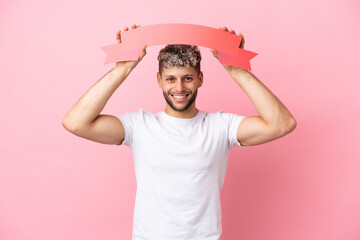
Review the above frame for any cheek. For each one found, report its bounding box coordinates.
[162,86,170,93]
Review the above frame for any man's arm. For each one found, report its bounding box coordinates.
[211,26,296,146]
[62,24,146,145]
[62,66,130,144]
[230,68,296,146]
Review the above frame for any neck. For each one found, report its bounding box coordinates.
[164,105,199,119]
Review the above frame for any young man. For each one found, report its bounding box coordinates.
[63,24,296,240]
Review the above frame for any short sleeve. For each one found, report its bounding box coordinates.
[218,111,247,148]
[116,109,142,147]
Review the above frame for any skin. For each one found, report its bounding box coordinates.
[62,24,296,147]
[157,66,203,119]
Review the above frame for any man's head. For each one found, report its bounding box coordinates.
[157,44,203,114]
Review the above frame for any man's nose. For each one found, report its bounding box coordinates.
[175,80,185,92]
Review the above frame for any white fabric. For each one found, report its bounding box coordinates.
[116,108,246,240]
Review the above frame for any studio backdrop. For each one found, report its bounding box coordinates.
[0,0,359,240]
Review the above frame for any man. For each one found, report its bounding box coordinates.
[63,24,296,240]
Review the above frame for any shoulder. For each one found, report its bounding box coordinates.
[116,108,156,124]
[203,110,240,120]
[204,110,247,126]
[117,108,154,117]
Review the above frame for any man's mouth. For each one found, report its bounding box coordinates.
[170,93,190,102]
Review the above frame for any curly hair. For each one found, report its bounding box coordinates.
[157,44,202,76]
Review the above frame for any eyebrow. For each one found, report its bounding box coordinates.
[165,74,194,77]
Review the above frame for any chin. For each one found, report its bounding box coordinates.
[163,89,198,112]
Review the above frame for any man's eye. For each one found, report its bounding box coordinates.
[185,77,193,80]
[167,78,174,81]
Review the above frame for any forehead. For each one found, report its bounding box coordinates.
[162,66,197,76]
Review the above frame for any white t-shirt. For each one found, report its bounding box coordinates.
[117,109,246,240]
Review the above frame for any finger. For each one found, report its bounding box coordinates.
[140,45,147,56]
[239,33,245,49]
[116,30,121,43]
[209,48,218,54]
[131,24,136,29]
[124,26,129,31]
[229,29,236,34]
[222,26,228,31]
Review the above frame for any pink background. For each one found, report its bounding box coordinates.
[1,0,359,239]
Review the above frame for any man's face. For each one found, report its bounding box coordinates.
[157,66,203,112]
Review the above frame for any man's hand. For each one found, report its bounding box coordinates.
[115,24,147,71]
[209,26,246,72]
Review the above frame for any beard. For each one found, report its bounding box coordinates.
[163,89,198,112]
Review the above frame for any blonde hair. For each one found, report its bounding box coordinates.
[158,44,202,76]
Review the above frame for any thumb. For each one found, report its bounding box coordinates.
[209,48,219,60]
[139,45,147,60]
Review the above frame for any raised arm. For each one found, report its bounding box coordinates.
[210,26,297,146]
[62,24,147,145]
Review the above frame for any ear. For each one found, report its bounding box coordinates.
[157,72,161,87]
[198,71,204,88]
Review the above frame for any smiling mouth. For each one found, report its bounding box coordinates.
[170,93,190,102]
[171,93,190,98]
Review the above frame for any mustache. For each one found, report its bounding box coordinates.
[168,91,191,94]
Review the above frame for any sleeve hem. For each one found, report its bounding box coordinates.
[233,116,247,148]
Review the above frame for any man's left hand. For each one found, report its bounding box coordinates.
[209,26,246,72]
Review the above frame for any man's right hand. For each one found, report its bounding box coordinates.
[115,24,147,71]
